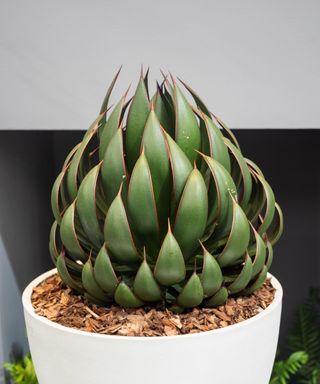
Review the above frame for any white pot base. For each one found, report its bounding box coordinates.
[23,269,282,384]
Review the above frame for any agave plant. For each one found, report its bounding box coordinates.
[50,68,283,311]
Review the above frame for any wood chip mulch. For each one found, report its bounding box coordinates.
[31,274,275,337]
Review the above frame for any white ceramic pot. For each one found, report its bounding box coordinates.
[23,269,282,384]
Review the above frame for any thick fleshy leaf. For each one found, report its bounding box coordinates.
[200,244,223,297]
[82,260,111,301]
[246,158,265,178]
[200,113,231,173]
[49,221,59,265]
[179,78,211,116]
[67,115,102,200]
[76,164,104,249]
[246,169,266,223]
[265,240,274,270]
[205,287,228,307]
[94,246,118,293]
[202,156,237,244]
[154,225,186,286]
[267,202,284,246]
[153,88,173,135]
[228,254,253,294]
[62,143,81,170]
[173,82,200,163]
[100,66,122,114]
[99,96,125,160]
[224,138,252,211]
[165,132,192,208]
[51,221,83,273]
[241,265,268,295]
[142,110,170,230]
[174,168,208,259]
[217,199,250,268]
[56,253,83,292]
[255,174,276,236]
[143,67,150,99]
[104,191,141,264]
[115,282,143,308]
[177,273,204,308]
[125,78,150,171]
[249,226,267,278]
[101,128,128,207]
[211,112,241,150]
[128,152,159,246]
[133,259,162,301]
[60,202,88,262]
[51,170,67,224]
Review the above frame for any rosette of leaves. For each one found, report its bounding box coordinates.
[50,68,283,311]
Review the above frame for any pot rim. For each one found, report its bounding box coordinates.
[23,268,282,341]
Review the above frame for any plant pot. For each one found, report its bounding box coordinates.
[23,268,282,384]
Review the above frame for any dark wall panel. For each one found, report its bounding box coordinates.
[1,129,319,349]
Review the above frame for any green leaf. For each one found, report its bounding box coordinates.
[56,253,83,292]
[101,128,128,207]
[217,199,250,268]
[100,66,122,114]
[128,152,159,247]
[67,114,104,200]
[270,351,308,384]
[154,224,186,286]
[266,240,274,270]
[174,168,208,259]
[211,112,241,150]
[62,143,81,170]
[76,164,104,249]
[267,203,284,246]
[142,110,171,232]
[200,244,223,297]
[104,190,141,264]
[202,156,237,244]
[200,113,231,173]
[99,96,125,160]
[178,77,211,116]
[82,259,111,302]
[94,245,119,293]
[165,131,193,208]
[205,287,228,307]
[255,174,276,236]
[49,221,59,264]
[224,138,252,211]
[227,253,253,294]
[249,226,267,278]
[125,78,150,171]
[241,265,268,295]
[287,291,320,380]
[60,201,88,263]
[153,88,173,135]
[51,170,67,224]
[246,169,266,223]
[177,273,204,308]
[133,259,162,301]
[173,82,200,163]
[115,282,143,308]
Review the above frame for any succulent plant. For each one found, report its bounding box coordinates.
[50,68,283,311]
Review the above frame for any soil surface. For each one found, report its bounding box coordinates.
[31,274,275,337]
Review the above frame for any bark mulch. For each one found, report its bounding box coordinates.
[31,274,275,337]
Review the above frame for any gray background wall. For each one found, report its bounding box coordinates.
[0,0,320,369]
[1,0,320,130]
